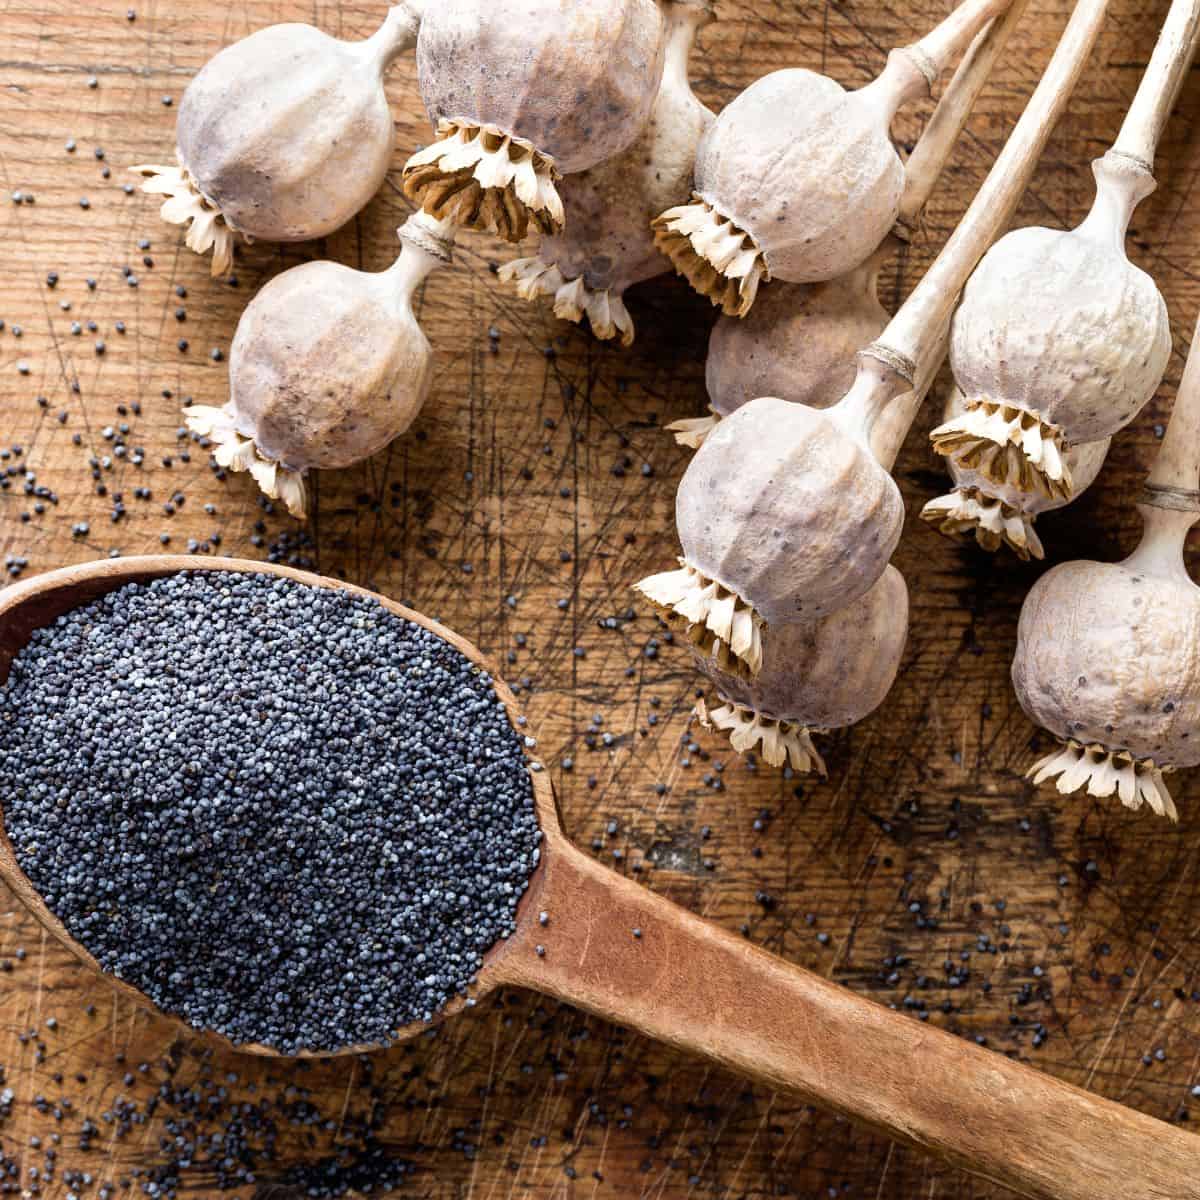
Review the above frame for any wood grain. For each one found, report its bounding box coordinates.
[3,1,1200,1197]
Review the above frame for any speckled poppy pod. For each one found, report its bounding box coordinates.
[651,0,1011,316]
[692,565,908,773]
[930,0,1200,501]
[929,154,1169,501]
[185,211,454,519]
[499,1,713,345]
[1014,548,1197,821]
[402,0,667,244]
[1013,297,1200,823]
[131,5,422,276]
[921,389,1111,559]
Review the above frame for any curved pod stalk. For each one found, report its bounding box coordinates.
[133,5,422,276]
[185,212,454,519]
[499,1,714,346]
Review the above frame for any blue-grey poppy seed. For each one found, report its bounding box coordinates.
[1,572,540,1054]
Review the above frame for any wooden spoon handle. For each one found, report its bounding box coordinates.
[501,842,1200,1200]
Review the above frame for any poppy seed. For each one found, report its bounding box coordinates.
[0,571,541,1054]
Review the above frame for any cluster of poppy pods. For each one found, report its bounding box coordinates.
[134,0,1200,821]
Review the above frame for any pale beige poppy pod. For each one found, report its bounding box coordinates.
[931,155,1170,501]
[132,7,420,276]
[403,0,666,244]
[500,1,713,346]
[652,0,1009,316]
[670,255,889,448]
[1011,538,1200,822]
[692,566,908,773]
[636,396,903,676]
[921,388,1111,558]
[185,213,454,520]
[652,64,910,317]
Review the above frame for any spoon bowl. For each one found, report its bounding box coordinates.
[0,554,562,1059]
[0,556,1197,1200]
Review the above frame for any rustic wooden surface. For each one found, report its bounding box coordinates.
[2,1,1200,1196]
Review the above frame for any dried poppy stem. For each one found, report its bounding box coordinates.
[133,4,423,276]
[652,0,1013,317]
[636,0,1109,677]
[896,0,1033,235]
[1013,309,1200,821]
[686,0,1030,449]
[929,0,1200,500]
[186,212,455,519]
[499,1,714,346]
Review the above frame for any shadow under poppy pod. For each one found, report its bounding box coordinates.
[132,4,423,276]
[921,388,1110,559]
[651,0,1012,316]
[499,0,714,346]
[930,0,1200,500]
[185,212,454,519]
[403,0,667,244]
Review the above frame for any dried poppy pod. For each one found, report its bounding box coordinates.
[499,1,713,346]
[921,388,1111,558]
[930,154,1169,501]
[671,252,889,448]
[185,212,454,519]
[652,0,1010,316]
[132,5,422,276]
[1012,519,1200,821]
[930,0,1200,500]
[693,565,908,773]
[637,383,906,675]
[403,0,666,244]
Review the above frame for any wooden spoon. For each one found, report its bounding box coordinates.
[0,556,1196,1200]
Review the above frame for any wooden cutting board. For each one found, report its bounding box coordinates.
[1,1,1198,1196]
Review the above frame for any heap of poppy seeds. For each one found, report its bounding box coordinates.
[0,571,541,1054]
